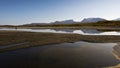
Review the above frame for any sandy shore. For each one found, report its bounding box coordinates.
[0,31,120,52]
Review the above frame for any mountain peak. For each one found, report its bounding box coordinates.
[52,19,75,24]
[81,18,106,23]
[61,19,74,23]
[114,18,120,21]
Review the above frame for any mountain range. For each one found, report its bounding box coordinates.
[24,18,120,25]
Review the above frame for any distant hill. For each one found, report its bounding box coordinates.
[23,19,76,26]
[23,23,49,26]
[81,18,106,23]
[51,19,76,24]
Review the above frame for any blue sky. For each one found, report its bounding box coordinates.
[0,0,120,25]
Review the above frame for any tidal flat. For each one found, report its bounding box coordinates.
[1,30,120,52]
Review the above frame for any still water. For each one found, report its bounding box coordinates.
[1,28,120,35]
[0,41,119,68]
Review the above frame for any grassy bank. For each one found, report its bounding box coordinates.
[0,31,120,52]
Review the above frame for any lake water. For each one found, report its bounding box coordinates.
[0,41,120,68]
[0,28,120,68]
[1,28,120,35]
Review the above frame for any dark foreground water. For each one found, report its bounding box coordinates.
[0,41,120,68]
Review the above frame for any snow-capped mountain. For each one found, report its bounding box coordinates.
[113,18,120,21]
[81,18,106,23]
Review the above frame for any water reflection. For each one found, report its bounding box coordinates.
[0,41,119,68]
[1,28,120,35]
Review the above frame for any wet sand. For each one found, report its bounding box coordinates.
[0,31,120,52]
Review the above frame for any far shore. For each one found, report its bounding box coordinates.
[1,26,120,30]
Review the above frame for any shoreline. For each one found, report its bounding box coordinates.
[0,31,120,52]
[1,26,120,30]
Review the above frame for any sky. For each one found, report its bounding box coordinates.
[0,0,120,25]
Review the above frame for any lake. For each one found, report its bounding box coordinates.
[0,28,120,68]
[0,41,120,68]
[1,28,120,35]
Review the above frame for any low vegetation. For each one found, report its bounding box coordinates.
[1,21,120,28]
